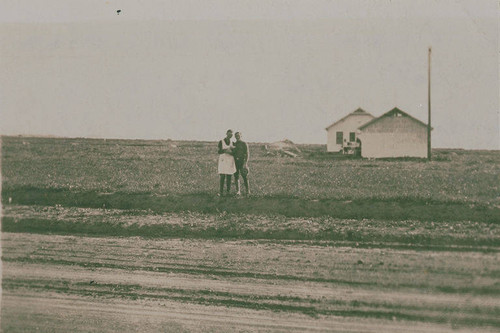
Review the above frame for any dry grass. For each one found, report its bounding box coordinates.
[2,136,499,202]
[3,205,499,248]
[2,136,499,223]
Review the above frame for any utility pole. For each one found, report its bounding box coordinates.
[427,47,432,160]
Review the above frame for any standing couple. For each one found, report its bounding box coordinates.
[217,129,250,197]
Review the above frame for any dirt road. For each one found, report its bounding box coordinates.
[2,232,499,332]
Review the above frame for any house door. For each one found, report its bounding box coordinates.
[336,131,343,145]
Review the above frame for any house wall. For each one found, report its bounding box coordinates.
[326,114,374,152]
[358,116,428,158]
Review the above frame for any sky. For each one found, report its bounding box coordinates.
[0,0,498,149]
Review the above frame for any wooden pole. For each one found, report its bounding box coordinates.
[427,47,432,160]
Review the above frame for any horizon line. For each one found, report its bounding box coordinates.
[1,134,497,151]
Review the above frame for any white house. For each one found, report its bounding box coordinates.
[357,107,430,158]
[325,108,374,152]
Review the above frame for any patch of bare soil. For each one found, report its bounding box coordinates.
[2,233,499,332]
[3,292,493,333]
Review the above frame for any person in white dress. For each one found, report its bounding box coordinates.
[217,129,236,196]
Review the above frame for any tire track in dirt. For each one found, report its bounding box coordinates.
[2,232,500,330]
[4,275,499,326]
[3,232,499,293]
[5,262,499,312]
[5,293,486,333]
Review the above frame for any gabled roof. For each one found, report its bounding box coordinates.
[358,107,430,130]
[325,108,374,130]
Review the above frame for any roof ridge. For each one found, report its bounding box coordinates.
[325,108,374,130]
[358,107,429,130]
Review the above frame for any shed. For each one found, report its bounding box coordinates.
[325,108,374,152]
[357,107,430,158]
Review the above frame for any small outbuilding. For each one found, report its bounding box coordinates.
[325,108,374,152]
[357,107,430,158]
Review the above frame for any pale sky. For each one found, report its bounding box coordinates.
[1,0,498,149]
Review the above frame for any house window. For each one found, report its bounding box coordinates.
[349,132,356,142]
[336,132,343,144]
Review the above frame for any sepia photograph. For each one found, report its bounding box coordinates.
[1,0,499,332]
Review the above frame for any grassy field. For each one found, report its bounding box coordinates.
[2,136,499,222]
[1,136,500,332]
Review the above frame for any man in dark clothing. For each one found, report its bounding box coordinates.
[233,132,250,195]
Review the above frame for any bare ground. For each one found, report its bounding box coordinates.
[2,232,499,332]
